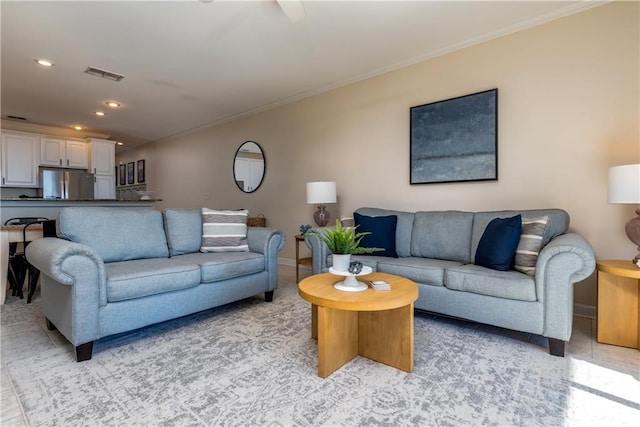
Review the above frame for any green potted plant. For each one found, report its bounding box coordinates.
[309,220,382,271]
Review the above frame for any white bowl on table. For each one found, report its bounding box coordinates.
[136,191,154,200]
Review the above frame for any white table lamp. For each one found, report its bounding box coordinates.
[306,181,336,227]
[608,164,640,266]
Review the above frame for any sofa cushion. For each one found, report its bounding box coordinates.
[163,208,202,256]
[410,211,474,263]
[514,215,549,275]
[201,208,249,252]
[355,208,415,257]
[377,257,463,287]
[105,258,201,302]
[172,252,265,283]
[59,207,169,263]
[445,264,537,301]
[353,212,398,257]
[475,214,522,271]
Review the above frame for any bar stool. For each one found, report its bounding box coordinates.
[3,217,52,302]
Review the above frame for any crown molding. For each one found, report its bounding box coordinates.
[0,119,111,140]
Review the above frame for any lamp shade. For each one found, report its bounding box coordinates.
[608,164,640,203]
[306,181,337,204]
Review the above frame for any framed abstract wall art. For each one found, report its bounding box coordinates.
[410,88,498,184]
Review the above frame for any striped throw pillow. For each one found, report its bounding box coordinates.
[201,208,249,252]
[514,216,548,275]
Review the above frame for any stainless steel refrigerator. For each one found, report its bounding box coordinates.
[40,168,95,199]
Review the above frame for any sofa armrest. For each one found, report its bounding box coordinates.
[247,227,285,254]
[247,227,285,291]
[26,237,106,287]
[304,227,332,274]
[25,237,107,346]
[535,232,596,341]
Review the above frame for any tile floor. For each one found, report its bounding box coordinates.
[2,265,639,426]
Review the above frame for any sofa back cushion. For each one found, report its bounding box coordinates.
[355,208,415,257]
[471,209,569,259]
[163,208,202,256]
[411,211,474,263]
[59,207,169,262]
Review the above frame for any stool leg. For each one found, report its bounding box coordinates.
[7,262,18,296]
[27,266,39,303]
[14,257,26,299]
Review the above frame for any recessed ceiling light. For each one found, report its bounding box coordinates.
[94,111,106,117]
[35,58,54,67]
[116,142,124,146]
[72,125,83,131]
[105,101,121,108]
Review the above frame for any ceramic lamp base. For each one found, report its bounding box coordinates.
[626,208,640,265]
[313,205,330,227]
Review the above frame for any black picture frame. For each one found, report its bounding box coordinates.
[410,88,498,185]
[137,159,145,183]
[127,162,135,185]
[119,164,126,186]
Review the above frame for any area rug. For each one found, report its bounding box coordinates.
[5,282,639,426]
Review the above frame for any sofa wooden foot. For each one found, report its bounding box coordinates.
[265,290,274,302]
[75,342,94,362]
[548,338,565,357]
[45,318,57,331]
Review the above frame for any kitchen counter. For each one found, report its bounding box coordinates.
[0,198,163,224]
[1,198,161,204]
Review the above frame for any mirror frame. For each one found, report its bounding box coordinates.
[233,141,266,193]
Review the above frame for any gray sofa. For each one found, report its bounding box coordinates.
[305,207,595,356]
[26,207,285,362]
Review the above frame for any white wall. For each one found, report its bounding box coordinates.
[118,2,639,308]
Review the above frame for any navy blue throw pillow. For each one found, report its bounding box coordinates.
[475,214,522,271]
[353,212,398,258]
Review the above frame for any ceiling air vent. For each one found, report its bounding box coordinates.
[84,66,125,82]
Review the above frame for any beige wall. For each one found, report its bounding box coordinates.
[119,2,639,309]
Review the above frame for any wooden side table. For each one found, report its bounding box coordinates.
[295,234,312,283]
[596,260,640,350]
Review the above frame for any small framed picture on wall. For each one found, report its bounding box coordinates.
[137,159,145,183]
[119,164,126,186]
[127,162,135,185]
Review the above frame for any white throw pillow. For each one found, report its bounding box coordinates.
[200,208,249,252]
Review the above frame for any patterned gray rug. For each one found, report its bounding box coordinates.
[4,281,639,426]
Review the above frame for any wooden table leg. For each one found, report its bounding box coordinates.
[311,304,318,340]
[1,230,8,304]
[317,305,358,378]
[358,303,414,372]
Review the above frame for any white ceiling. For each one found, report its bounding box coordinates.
[1,0,604,152]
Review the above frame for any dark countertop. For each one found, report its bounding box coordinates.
[1,198,162,202]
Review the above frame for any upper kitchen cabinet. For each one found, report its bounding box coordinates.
[40,137,88,169]
[1,132,39,187]
[88,138,117,199]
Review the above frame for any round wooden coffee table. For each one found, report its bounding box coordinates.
[298,271,418,378]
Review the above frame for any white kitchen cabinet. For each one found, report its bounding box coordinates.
[94,174,115,199]
[234,158,264,192]
[40,137,88,169]
[1,132,39,187]
[88,138,116,199]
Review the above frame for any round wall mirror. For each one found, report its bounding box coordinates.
[233,141,265,193]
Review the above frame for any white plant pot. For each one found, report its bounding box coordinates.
[332,254,351,272]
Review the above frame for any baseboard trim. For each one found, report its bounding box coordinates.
[279,258,295,267]
[574,303,597,319]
